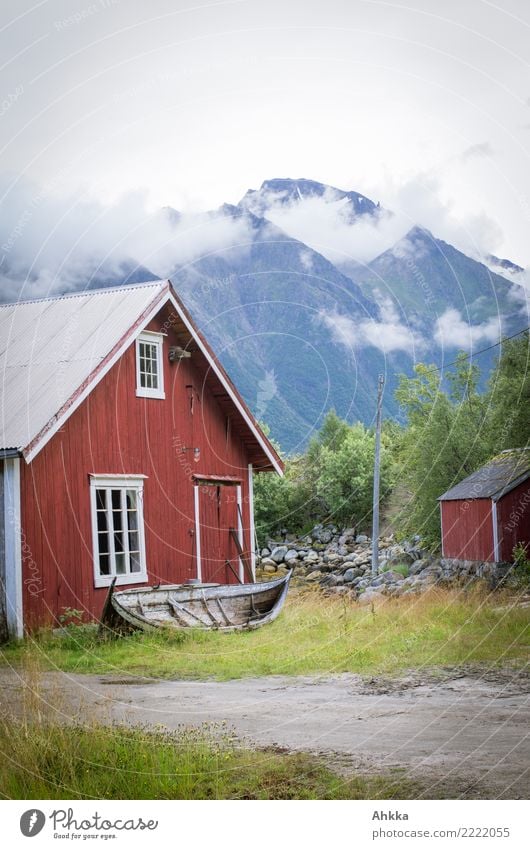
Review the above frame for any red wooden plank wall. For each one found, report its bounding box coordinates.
[20,308,256,628]
[441,499,494,561]
[496,480,530,562]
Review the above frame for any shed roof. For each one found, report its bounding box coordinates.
[0,280,283,473]
[438,449,530,502]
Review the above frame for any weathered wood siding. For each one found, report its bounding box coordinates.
[440,499,494,561]
[20,305,255,629]
[496,480,530,562]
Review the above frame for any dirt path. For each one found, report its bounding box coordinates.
[1,666,528,798]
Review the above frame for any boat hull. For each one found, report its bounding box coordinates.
[101,571,292,633]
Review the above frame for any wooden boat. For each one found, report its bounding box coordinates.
[100,570,292,633]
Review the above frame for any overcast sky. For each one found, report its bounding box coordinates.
[1,0,530,265]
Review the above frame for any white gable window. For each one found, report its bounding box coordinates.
[90,475,148,587]
[136,331,165,398]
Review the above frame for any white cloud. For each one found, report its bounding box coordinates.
[0,178,255,300]
[299,249,314,271]
[319,295,424,355]
[247,188,411,265]
[460,142,496,163]
[433,308,500,349]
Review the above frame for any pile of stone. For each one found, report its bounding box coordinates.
[257,523,509,603]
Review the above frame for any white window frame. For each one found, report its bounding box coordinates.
[89,474,148,588]
[136,331,165,399]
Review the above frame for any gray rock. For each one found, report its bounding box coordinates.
[358,588,384,605]
[306,570,323,581]
[409,558,431,575]
[284,549,299,562]
[356,534,369,544]
[271,546,288,564]
[386,551,416,568]
[343,567,364,583]
[339,528,356,546]
[320,573,339,587]
[260,548,271,558]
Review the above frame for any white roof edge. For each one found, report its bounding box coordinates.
[0,279,166,310]
[21,280,283,475]
[23,282,170,463]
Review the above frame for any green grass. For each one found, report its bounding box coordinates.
[0,719,418,800]
[381,562,410,577]
[2,587,528,681]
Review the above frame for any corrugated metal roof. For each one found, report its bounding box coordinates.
[438,449,530,501]
[0,281,168,453]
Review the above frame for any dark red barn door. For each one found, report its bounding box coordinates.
[197,483,240,583]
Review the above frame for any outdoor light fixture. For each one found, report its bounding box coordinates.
[168,346,191,362]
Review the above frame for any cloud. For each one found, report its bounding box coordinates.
[299,249,314,271]
[319,295,424,355]
[460,142,495,162]
[433,308,500,349]
[366,171,505,264]
[246,188,411,265]
[0,176,254,300]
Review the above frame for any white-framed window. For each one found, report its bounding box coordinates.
[89,475,148,587]
[136,331,165,398]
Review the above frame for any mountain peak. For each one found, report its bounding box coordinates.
[239,177,379,219]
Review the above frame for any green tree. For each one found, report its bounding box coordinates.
[484,332,530,451]
[317,422,394,529]
[395,358,490,546]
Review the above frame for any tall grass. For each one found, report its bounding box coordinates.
[2,587,528,681]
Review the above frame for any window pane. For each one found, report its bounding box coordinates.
[115,553,126,574]
[128,531,139,553]
[138,339,159,391]
[130,552,141,573]
[126,489,137,510]
[97,532,109,555]
[111,489,121,510]
[96,489,106,510]
[99,553,110,575]
[96,510,108,532]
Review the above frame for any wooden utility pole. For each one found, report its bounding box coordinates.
[371,374,385,577]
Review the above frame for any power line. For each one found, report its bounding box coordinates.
[424,325,529,374]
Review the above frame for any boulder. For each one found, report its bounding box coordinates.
[386,551,416,568]
[338,528,356,546]
[409,558,431,575]
[260,548,271,558]
[343,567,364,583]
[320,573,339,587]
[271,546,288,564]
[306,570,323,581]
[356,534,369,544]
[358,588,384,605]
[284,549,299,562]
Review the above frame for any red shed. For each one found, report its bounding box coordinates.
[438,449,530,563]
[0,280,283,639]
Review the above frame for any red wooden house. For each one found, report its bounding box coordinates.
[0,280,283,639]
[438,449,530,563]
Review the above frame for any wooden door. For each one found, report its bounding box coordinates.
[197,483,240,584]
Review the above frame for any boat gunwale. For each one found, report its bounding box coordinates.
[108,570,292,632]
